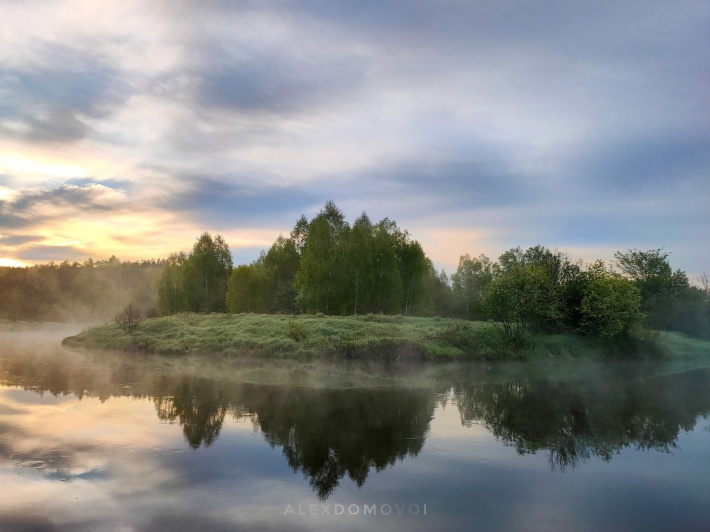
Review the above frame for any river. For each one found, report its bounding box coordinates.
[1,326,709,531]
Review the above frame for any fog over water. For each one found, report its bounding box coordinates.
[1,325,709,530]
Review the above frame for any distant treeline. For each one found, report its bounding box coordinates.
[2,201,709,342]
[0,257,163,322]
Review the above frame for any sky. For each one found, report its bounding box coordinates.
[1,0,708,279]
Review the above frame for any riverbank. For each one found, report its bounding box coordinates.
[59,313,710,361]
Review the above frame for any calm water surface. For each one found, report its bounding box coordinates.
[1,327,709,531]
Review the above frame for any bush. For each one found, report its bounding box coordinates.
[287,319,308,342]
[115,304,144,334]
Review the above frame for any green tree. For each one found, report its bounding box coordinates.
[432,268,454,317]
[226,264,270,313]
[451,253,493,320]
[183,232,233,313]
[291,215,309,255]
[263,235,300,313]
[395,235,431,316]
[613,248,696,332]
[482,262,557,340]
[578,261,643,340]
[295,201,348,314]
[496,245,578,332]
[157,252,188,315]
[346,213,376,314]
[371,219,402,314]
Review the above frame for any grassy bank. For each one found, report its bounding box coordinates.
[61,313,710,361]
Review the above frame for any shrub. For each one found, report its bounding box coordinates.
[287,319,308,342]
[115,304,144,334]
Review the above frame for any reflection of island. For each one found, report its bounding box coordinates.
[4,347,710,497]
[152,379,435,499]
[454,366,710,470]
[0,350,436,499]
[247,386,435,499]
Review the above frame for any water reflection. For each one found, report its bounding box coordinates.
[2,345,710,501]
[248,386,435,499]
[154,378,436,499]
[453,365,710,470]
[0,348,438,499]
[154,377,230,449]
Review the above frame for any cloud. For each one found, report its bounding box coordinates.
[0,0,707,273]
[158,175,320,228]
[191,43,366,116]
[574,134,710,193]
[0,47,133,144]
[0,183,127,229]
[0,234,43,246]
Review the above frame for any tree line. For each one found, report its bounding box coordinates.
[2,200,707,344]
[156,201,710,344]
[0,257,162,322]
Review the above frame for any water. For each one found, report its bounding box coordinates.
[1,327,709,531]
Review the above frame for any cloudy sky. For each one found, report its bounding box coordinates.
[1,0,708,278]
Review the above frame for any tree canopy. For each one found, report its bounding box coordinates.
[158,232,233,314]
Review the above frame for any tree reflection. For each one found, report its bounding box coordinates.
[245,386,435,499]
[4,347,710,497]
[454,366,710,470]
[151,382,436,499]
[153,377,229,449]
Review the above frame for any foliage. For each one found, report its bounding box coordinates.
[183,232,233,313]
[263,235,300,313]
[482,259,558,341]
[115,303,144,333]
[614,248,709,337]
[291,203,434,316]
[4,201,709,354]
[451,253,493,320]
[295,201,348,314]
[287,318,308,342]
[577,261,643,340]
[157,252,188,315]
[158,232,233,315]
[226,264,270,313]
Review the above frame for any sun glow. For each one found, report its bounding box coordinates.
[0,154,89,180]
[0,258,28,267]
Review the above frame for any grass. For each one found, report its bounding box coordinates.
[657,331,710,359]
[61,313,710,362]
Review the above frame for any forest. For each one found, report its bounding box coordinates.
[0,256,162,322]
[2,201,709,344]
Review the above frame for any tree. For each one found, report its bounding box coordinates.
[395,234,431,316]
[482,262,557,340]
[115,303,143,333]
[371,219,402,314]
[183,232,233,313]
[157,252,188,315]
[263,235,300,313]
[577,261,643,340]
[613,248,697,332]
[226,264,270,313]
[295,201,348,314]
[346,213,376,314]
[451,253,493,320]
[614,248,672,284]
[432,268,454,317]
